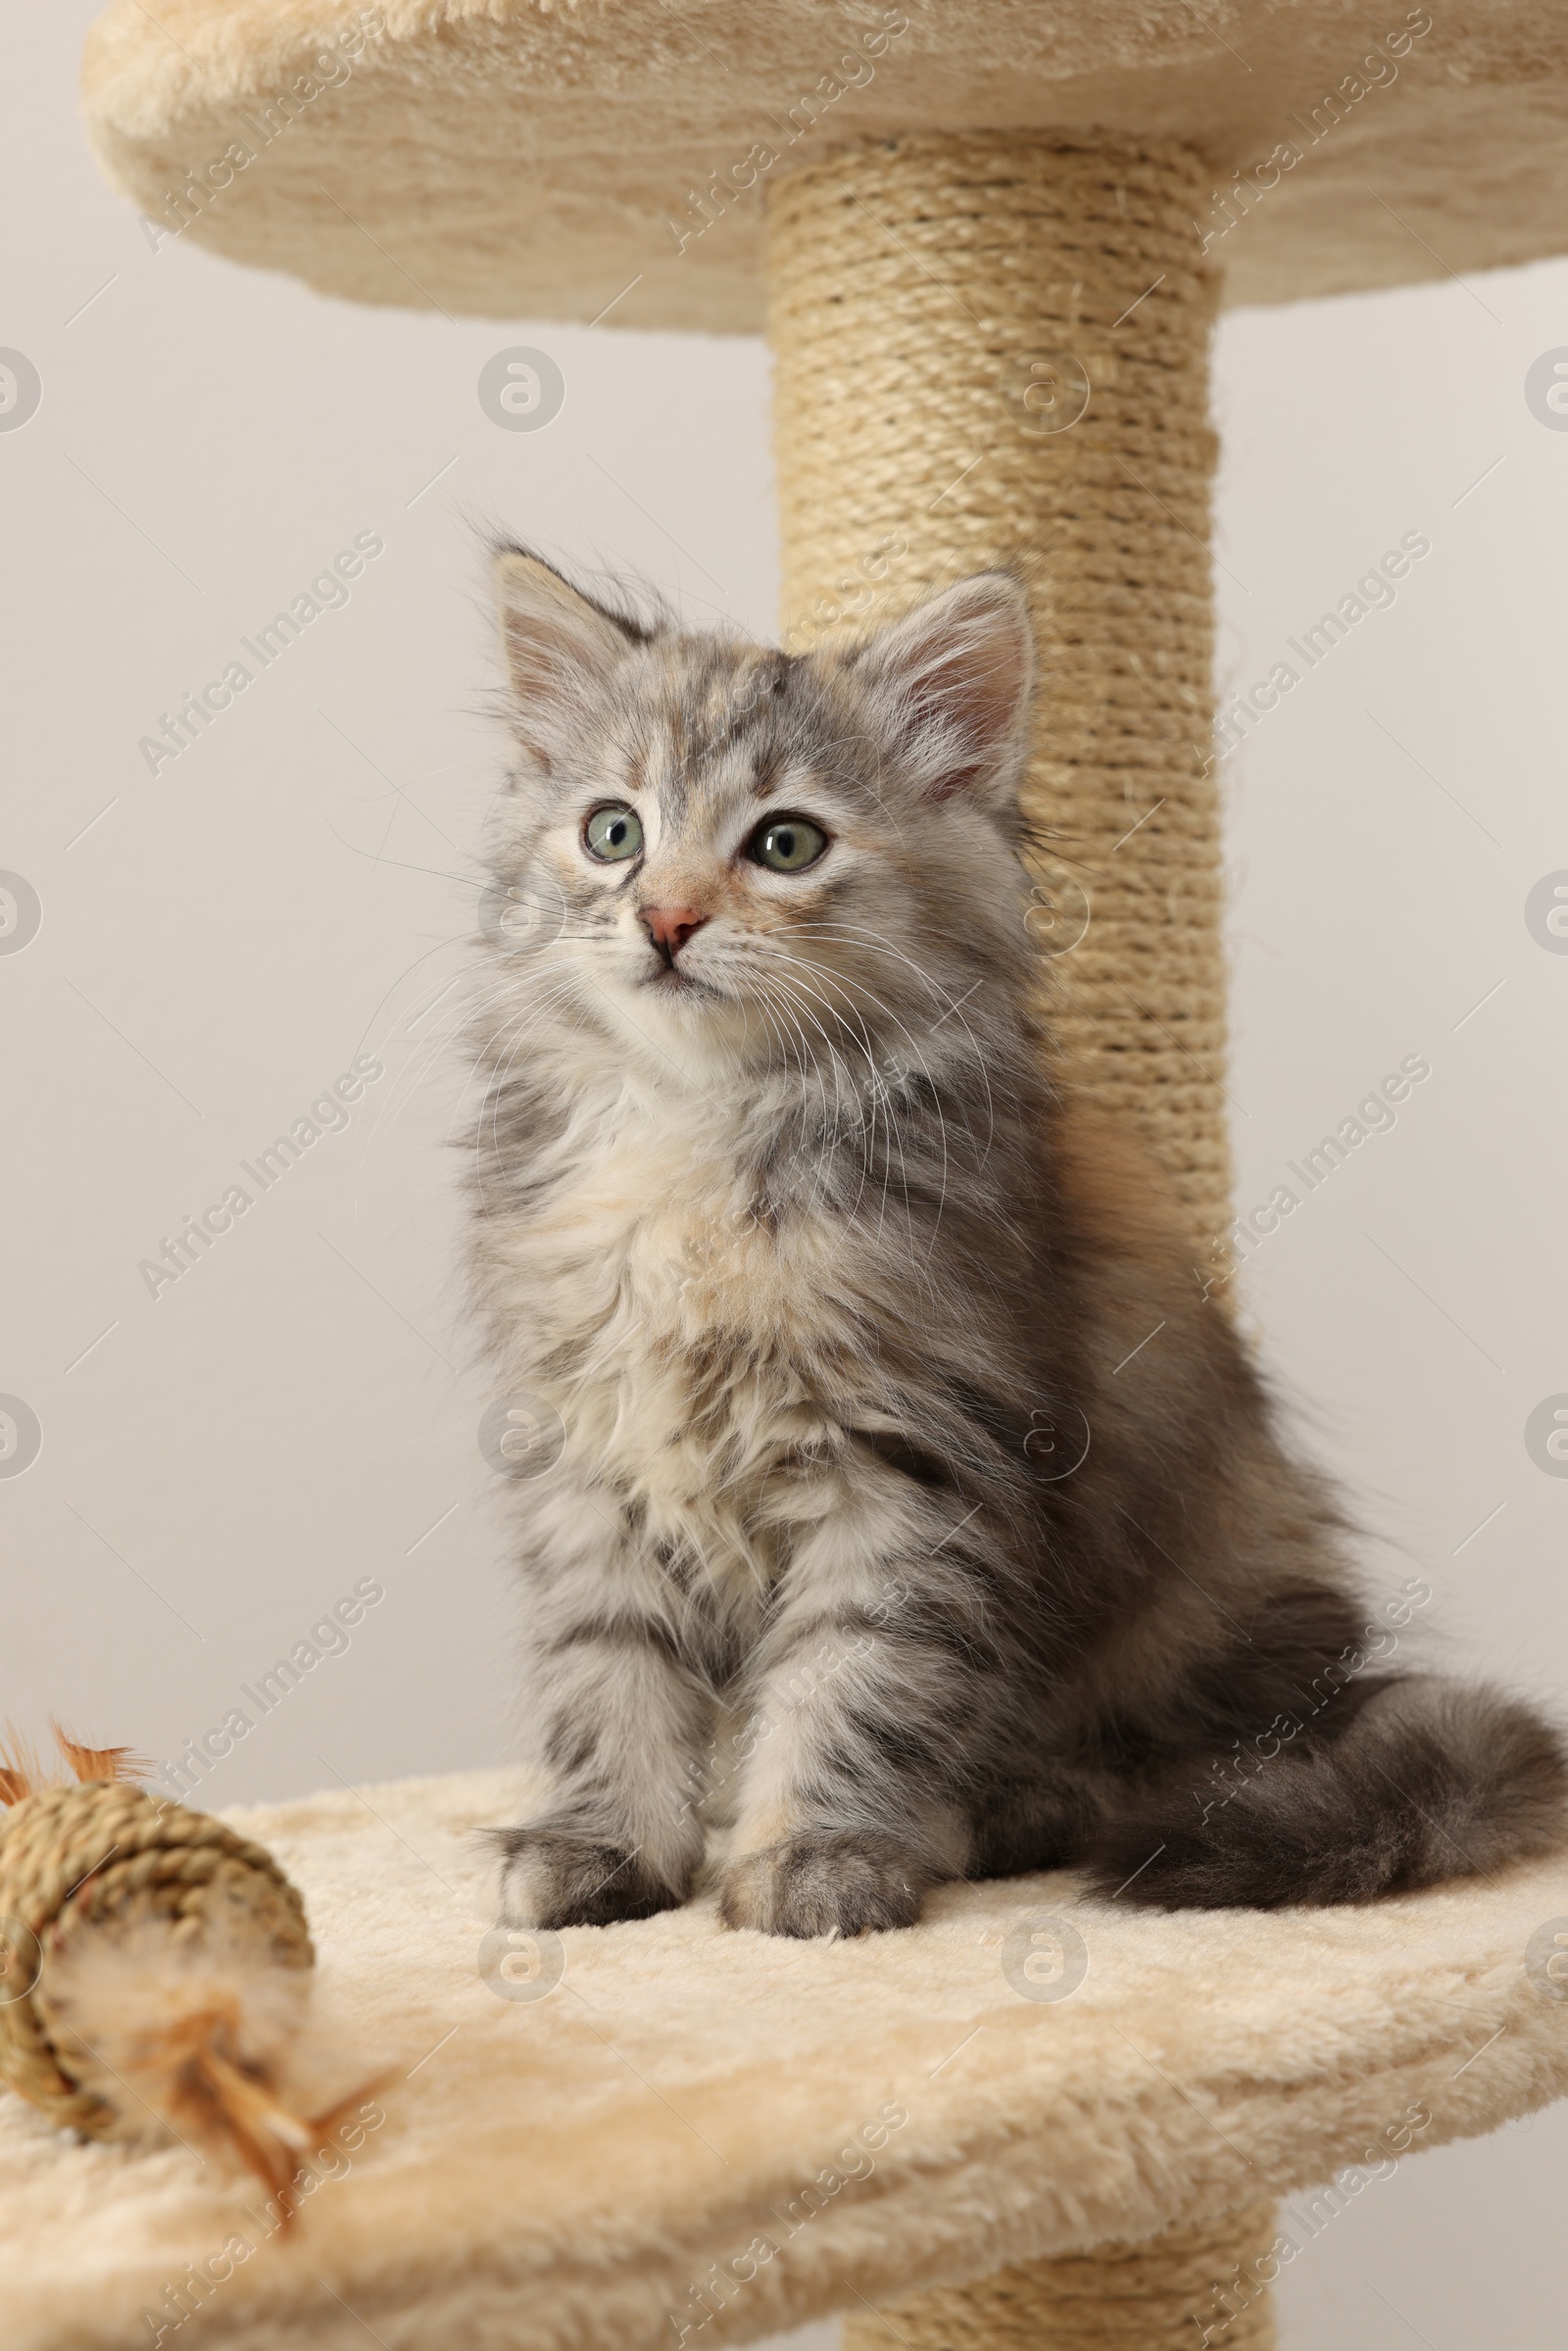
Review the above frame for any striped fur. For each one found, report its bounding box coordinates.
[471,552,1566,1936]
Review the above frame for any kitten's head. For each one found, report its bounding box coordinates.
[485,551,1036,1083]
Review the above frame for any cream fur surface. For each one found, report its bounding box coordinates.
[2,1762,1566,2349]
[80,1,1568,327]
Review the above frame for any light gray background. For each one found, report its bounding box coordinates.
[5,9,1567,2344]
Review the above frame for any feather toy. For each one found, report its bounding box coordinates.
[0,1724,372,2225]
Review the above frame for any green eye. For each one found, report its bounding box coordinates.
[584,805,643,862]
[749,814,827,873]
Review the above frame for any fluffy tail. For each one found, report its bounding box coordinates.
[1087,1677,1568,1909]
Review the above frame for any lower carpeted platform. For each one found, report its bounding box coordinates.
[3,1765,1565,2350]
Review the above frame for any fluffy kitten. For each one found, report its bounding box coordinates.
[470,549,1565,1938]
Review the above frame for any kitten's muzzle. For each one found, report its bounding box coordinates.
[639,906,709,967]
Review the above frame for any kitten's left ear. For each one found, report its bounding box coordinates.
[848,571,1035,807]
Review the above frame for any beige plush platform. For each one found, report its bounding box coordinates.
[82,0,1568,327]
[3,1764,1565,2350]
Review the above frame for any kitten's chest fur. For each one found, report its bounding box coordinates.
[486,1087,868,1571]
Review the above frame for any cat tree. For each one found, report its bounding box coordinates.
[69,4,1568,2344]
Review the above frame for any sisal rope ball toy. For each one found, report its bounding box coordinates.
[0,1727,360,2221]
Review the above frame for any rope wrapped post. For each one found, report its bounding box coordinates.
[768,134,1227,1259]
[770,129,1245,2348]
[841,2200,1281,2351]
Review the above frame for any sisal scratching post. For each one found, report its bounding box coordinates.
[774,133,1245,2350]
[769,134,1226,1258]
[842,2202,1280,2351]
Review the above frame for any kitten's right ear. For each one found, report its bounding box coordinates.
[492,550,644,763]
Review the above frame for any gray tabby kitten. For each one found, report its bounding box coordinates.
[471,548,1565,1938]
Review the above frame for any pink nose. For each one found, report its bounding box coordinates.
[640,906,708,958]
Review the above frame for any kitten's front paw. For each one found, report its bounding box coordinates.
[719,1832,927,1938]
[497,1827,688,1930]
